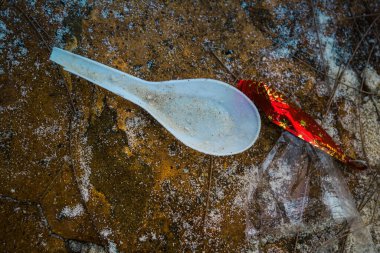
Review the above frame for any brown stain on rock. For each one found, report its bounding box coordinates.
[2,0,376,252]
[41,166,99,242]
[87,104,154,248]
[0,200,66,252]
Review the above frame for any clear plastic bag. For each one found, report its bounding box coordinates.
[245,132,374,252]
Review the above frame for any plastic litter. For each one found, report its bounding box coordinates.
[245,132,374,252]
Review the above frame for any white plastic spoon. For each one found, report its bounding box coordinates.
[50,47,261,156]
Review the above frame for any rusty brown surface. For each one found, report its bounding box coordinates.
[0,1,379,252]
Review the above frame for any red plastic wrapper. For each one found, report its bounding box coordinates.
[236,80,366,170]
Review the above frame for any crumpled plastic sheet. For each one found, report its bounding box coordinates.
[245,132,374,252]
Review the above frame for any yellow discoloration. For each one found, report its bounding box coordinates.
[123,146,133,157]
[116,108,132,132]
[3,0,361,252]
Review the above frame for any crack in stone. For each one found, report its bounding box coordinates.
[0,194,35,204]
[6,3,111,248]
[0,194,65,242]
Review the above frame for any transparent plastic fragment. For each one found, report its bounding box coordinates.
[245,132,374,252]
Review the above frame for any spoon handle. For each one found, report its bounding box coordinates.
[50,47,144,103]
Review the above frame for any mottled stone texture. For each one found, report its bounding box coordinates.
[0,0,379,252]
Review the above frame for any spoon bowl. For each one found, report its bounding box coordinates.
[50,47,261,156]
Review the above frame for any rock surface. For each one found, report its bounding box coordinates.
[0,1,379,252]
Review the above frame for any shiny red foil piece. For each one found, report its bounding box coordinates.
[237,80,366,169]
